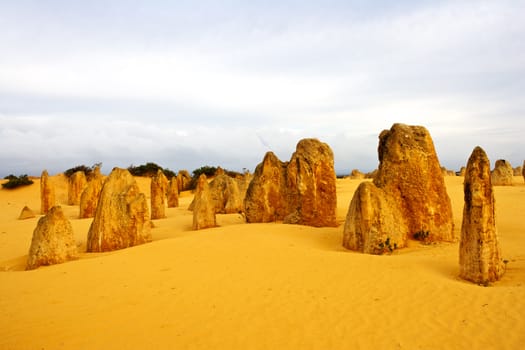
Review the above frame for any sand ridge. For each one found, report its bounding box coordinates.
[0,175,524,349]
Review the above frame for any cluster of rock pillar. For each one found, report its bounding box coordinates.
[26,128,508,284]
[342,123,455,254]
[341,124,504,284]
[244,138,337,227]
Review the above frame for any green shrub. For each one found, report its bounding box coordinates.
[127,162,176,179]
[2,174,34,189]
[188,166,246,190]
[64,163,102,178]
[191,166,218,178]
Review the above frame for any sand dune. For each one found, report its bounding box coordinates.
[1,175,524,349]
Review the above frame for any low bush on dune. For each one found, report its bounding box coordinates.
[127,162,176,179]
[2,174,34,189]
[191,165,218,178]
[188,166,246,190]
[64,163,102,178]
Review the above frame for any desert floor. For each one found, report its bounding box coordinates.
[1,175,524,350]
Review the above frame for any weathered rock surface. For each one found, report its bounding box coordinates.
[210,174,244,214]
[167,177,179,208]
[284,138,337,227]
[79,166,104,219]
[86,168,151,252]
[343,124,455,254]
[343,182,407,254]
[192,174,216,230]
[177,170,192,192]
[244,152,289,223]
[373,124,454,242]
[459,146,504,284]
[26,206,78,270]
[68,171,87,205]
[459,167,466,177]
[189,173,245,214]
[151,170,168,219]
[18,206,36,220]
[491,159,513,186]
[512,166,522,176]
[244,139,337,227]
[236,173,253,198]
[40,170,55,215]
[523,160,525,183]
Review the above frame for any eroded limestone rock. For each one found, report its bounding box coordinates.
[68,171,87,205]
[244,139,337,227]
[151,170,168,219]
[40,170,55,215]
[79,166,104,219]
[343,123,454,254]
[192,174,216,230]
[459,146,504,284]
[86,168,151,252]
[167,177,179,208]
[491,159,513,186]
[26,206,78,270]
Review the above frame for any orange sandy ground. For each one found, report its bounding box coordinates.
[0,175,524,350]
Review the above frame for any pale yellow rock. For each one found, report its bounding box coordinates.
[192,174,216,230]
[18,206,36,220]
[86,168,151,252]
[151,169,168,219]
[491,159,513,186]
[40,170,55,215]
[79,166,104,219]
[67,171,87,205]
[26,206,78,270]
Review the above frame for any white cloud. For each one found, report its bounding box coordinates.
[0,0,523,176]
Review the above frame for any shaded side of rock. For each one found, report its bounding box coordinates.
[343,182,407,254]
[40,170,56,215]
[167,177,179,208]
[67,171,88,205]
[86,168,151,252]
[192,174,216,230]
[459,146,504,284]
[26,206,78,270]
[151,169,168,219]
[79,169,104,219]
[177,170,192,192]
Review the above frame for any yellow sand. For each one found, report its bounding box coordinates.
[1,175,524,349]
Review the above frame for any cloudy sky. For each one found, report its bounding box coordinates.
[1,0,524,177]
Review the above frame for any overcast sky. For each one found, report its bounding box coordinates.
[1,0,524,177]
